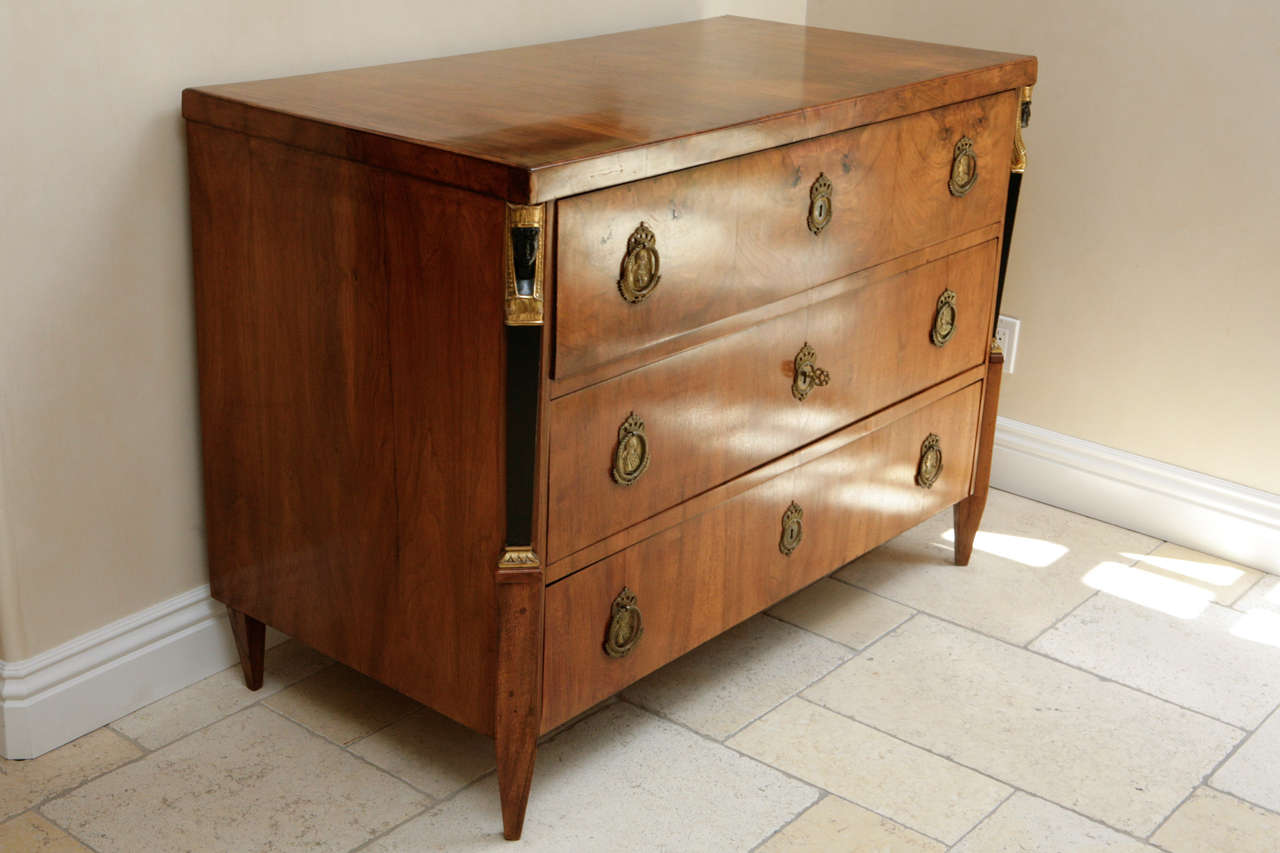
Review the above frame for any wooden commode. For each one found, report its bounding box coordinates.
[182,17,1036,840]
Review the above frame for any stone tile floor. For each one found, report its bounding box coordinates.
[4,490,1280,851]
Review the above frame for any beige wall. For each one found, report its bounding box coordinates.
[808,1,1280,495]
[0,0,805,661]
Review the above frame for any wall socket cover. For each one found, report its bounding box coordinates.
[995,315,1020,373]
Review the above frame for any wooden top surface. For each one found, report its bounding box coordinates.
[183,17,1036,202]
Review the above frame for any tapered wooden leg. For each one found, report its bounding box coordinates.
[495,556,544,841]
[953,344,1004,566]
[227,606,266,690]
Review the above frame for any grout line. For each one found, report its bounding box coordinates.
[745,791,827,853]
[1202,783,1280,819]
[795,693,1184,848]
[1021,537,1161,649]
[255,703,438,802]
[617,694,954,850]
[836,588,1256,736]
[1229,572,1269,613]
[1021,590,1097,649]
[1143,699,1280,842]
[945,788,1016,850]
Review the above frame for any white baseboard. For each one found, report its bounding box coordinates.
[992,417,1280,576]
[0,585,283,760]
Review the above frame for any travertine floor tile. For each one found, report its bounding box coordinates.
[1236,575,1280,615]
[623,615,850,739]
[804,616,1241,835]
[0,811,91,852]
[350,707,495,798]
[1132,543,1264,605]
[1212,708,1280,812]
[43,706,426,853]
[1152,787,1280,853]
[756,794,945,852]
[836,491,1159,644]
[767,578,914,649]
[1031,594,1280,728]
[728,698,1008,844]
[111,638,331,749]
[365,702,815,851]
[264,663,422,745]
[952,793,1153,852]
[0,729,140,820]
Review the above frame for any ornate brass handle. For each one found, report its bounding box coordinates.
[915,433,943,489]
[604,586,644,658]
[807,173,833,235]
[792,343,831,402]
[779,502,804,556]
[617,222,661,304]
[931,289,958,347]
[612,412,651,485]
[948,136,979,197]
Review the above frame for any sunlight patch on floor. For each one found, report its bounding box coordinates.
[1231,609,1280,648]
[939,528,1069,568]
[1082,561,1212,619]
[1122,551,1246,588]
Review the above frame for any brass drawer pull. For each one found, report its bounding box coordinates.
[807,173,833,235]
[618,222,661,304]
[612,412,651,485]
[931,289,958,346]
[915,433,943,488]
[779,501,804,556]
[604,586,644,658]
[949,136,978,197]
[792,342,831,401]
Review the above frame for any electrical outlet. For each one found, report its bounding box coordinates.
[994,315,1020,373]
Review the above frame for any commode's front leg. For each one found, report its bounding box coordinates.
[953,343,1004,565]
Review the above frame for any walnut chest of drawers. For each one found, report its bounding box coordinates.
[182,16,1036,840]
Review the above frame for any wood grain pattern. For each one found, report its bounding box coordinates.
[181,17,1035,202]
[549,224,1002,399]
[545,366,986,583]
[954,345,1005,565]
[554,92,1015,379]
[190,122,508,735]
[542,381,982,731]
[547,240,999,562]
[495,567,543,841]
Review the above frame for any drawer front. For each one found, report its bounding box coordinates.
[547,239,997,561]
[554,90,1015,379]
[542,381,982,730]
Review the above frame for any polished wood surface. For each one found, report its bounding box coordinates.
[550,225,1002,399]
[954,345,1005,565]
[227,607,265,691]
[547,240,998,561]
[495,567,543,841]
[190,123,509,735]
[542,382,982,731]
[554,92,1014,379]
[182,17,1035,201]
[545,366,987,584]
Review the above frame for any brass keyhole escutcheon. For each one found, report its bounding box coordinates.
[931,289,958,346]
[949,136,979,197]
[617,222,661,304]
[807,173,833,235]
[604,586,644,658]
[779,501,804,556]
[915,433,943,489]
[611,411,651,485]
[792,342,831,402]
